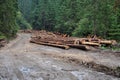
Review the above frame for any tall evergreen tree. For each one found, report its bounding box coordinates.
[0,0,18,38]
[108,0,120,40]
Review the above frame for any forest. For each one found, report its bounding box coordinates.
[0,0,120,40]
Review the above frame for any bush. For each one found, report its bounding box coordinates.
[16,11,32,30]
[0,32,6,39]
[72,18,91,37]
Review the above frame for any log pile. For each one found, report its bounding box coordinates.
[30,30,117,50]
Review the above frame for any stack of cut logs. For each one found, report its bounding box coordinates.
[30,30,117,50]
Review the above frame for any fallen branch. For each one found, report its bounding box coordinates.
[67,44,91,50]
[30,40,70,49]
[81,42,101,46]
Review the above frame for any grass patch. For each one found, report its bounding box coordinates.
[0,35,6,39]
[100,44,120,51]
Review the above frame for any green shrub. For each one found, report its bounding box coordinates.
[16,11,32,30]
[0,32,6,39]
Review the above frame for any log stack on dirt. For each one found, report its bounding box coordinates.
[29,30,117,50]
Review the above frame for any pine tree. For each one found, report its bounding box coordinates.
[0,0,18,38]
[108,0,120,40]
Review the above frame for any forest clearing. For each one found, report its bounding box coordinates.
[0,0,120,80]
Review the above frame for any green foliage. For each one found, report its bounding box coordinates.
[108,0,120,41]
[18,0,120,40]
[16,11,32,30]
[72,18,91,37]
[0,32,6,39]
[18,0,33,22]
[0,0,18,38]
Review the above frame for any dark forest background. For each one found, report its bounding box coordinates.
[0,0,120,40]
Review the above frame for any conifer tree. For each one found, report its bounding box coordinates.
[0,0,18,38]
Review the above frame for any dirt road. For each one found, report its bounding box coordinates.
[0,33,119,80]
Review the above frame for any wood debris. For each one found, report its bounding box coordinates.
[29,30,117,50]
